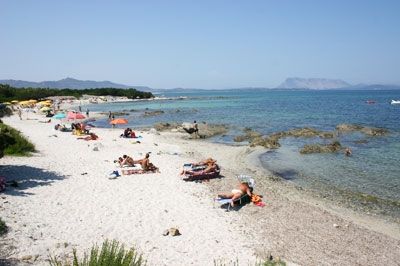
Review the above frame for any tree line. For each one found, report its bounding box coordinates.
[0,84,154,102]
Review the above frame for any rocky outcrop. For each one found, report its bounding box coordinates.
[336,124,388,136]
[234,127,334,149]
[300,141,342,154]
[153,122,228,139]
[142,110,165,117]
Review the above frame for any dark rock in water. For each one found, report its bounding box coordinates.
[233,128,262,142]
[300,141,341,154]
[336,123,388,136]
[250,136,281,149]
[236,127,333,149]
[154,122,179,131]
[336,124,363,132]
[272,127,334,139]
[142,110,165,117]
[197,123,228,138]
[100,111,129,116]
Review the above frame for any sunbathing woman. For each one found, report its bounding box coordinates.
[192,157,216,167]
[77,133,98,141]
[181,161,218,176]
[218,182,253,207]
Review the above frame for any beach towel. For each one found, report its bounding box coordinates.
[121,168,159,175]
[183,170,220,181]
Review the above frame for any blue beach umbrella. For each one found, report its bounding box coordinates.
[54,113,66,119]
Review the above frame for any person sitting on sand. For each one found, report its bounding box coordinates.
[136,153,158,171]
[121,128,132,138]
[77,133,98,141]
[119,155,136,167]
[217,181,253,207]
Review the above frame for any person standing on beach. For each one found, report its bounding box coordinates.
[193,120,199,138]
[86,108,89,117]
[79,105,82,112]
[17,108,22,120]
[108,111,112,120]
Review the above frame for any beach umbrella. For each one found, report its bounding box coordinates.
[67,111,85,120]
[40,106,52,112]
[19,101,30,105]
[2,102,12,105]
[110,118,128,125]
[11,100,19,104]
[38,101,52,106]
[29,99,38,103]
[54,113,66,119]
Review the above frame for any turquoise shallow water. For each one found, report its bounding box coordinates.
[84,89,400,218]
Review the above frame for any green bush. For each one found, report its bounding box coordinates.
[0,123,35,157]
[49,239,145,266]
[0,217,7,235]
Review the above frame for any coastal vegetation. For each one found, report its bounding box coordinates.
[0,217,7,236]
[234,125,388,153]
[0,105,35,157]
[48,239,286,266]
[0,123,35,157]
[49,240,145,266]
[0,84,154,102]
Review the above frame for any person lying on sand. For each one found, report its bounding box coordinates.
[180,159,218,175]
[77,133,98,141]
[191,157,216,167]
[217,181,253,207]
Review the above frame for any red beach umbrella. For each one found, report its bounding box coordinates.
[67,111,86,120]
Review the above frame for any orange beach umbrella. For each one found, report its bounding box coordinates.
[110,118,128,125]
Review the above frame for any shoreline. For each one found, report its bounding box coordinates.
[0,112,399,265]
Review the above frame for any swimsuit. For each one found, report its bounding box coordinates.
[231,189,243,195]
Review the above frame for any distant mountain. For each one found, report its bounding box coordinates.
[278,78,351,89]
[0,77,152,91]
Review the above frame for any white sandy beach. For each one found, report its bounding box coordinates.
[1,112,400,265]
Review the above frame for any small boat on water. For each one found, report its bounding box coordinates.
[390,100,400,105]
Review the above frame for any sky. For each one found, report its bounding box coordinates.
[1,0,399,89]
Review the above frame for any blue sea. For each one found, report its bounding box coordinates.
[84,89,400,219]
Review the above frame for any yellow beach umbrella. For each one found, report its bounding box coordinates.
[11,100,19,104]
[40,106,52,112]
[38,102,52,106]
[29,99,38,103]
[3,102,12,105]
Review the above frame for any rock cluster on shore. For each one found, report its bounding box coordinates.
[153,122,228,138]
[233,124,389,154]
